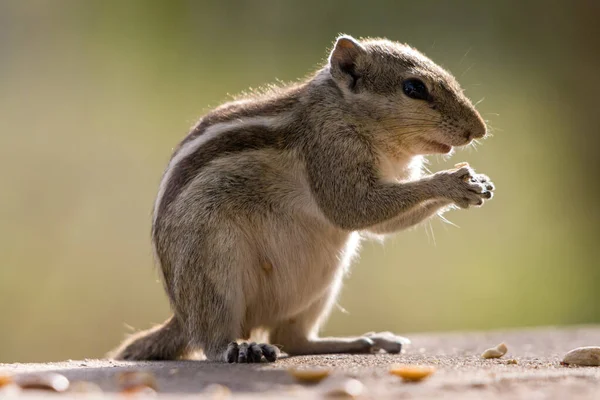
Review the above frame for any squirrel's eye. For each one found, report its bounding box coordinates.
[402,79,429,101]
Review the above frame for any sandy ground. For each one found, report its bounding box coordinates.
[1,326,599,399]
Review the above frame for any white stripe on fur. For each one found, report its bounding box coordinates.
[153,116,288,225]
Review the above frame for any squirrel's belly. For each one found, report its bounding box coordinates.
[244,229,361,328]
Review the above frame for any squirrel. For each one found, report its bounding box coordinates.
[110,34,494,363]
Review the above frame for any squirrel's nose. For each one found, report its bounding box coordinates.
[465,125,486,141]
[461,105,487,141]
[466,119,487,140]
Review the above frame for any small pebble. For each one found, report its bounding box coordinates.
[482,343,508,359]
[562,346,600,366]
[203,384,232,399]
[14,372,70,392]
[323,378,364,398]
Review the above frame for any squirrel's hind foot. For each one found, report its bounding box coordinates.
[226,342,279,363]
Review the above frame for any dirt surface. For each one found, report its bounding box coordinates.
[1,326,599,399]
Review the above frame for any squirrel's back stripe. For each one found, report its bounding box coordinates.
[153,115,290,228]
[182,100,300,149]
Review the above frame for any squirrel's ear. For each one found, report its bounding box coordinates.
[329,35,365,85]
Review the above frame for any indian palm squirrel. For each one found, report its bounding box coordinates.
[110,34,494,363]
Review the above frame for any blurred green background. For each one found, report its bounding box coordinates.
[1,1,598,363]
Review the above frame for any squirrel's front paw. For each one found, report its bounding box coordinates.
[435,164,495,208]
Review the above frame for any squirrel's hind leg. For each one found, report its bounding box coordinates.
[270,285,408,356]
[168,221,278,363]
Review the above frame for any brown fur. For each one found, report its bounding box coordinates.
[109,316,187,360]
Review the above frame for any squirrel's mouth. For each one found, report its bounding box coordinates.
[424,140,453,154]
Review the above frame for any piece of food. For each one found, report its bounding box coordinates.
[68,381,103,393]
[203,384,232,399]
[288,367,331,383]
[389,365,436,382]
[323,378,364,397]
[562,346,600,366]
[14,372,70,392]
[0,375,13,388]
[506,359,518,365]
[120,385,157,396]
[117,371,158,391]
[0,383,20,396]
[481,343,508,359]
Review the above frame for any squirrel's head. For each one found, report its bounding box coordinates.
[327,34,486,156]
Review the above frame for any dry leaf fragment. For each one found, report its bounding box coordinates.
[389,365,436,382]
[482,343,508,359]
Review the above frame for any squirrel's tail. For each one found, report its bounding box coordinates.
[109,316,187,361]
